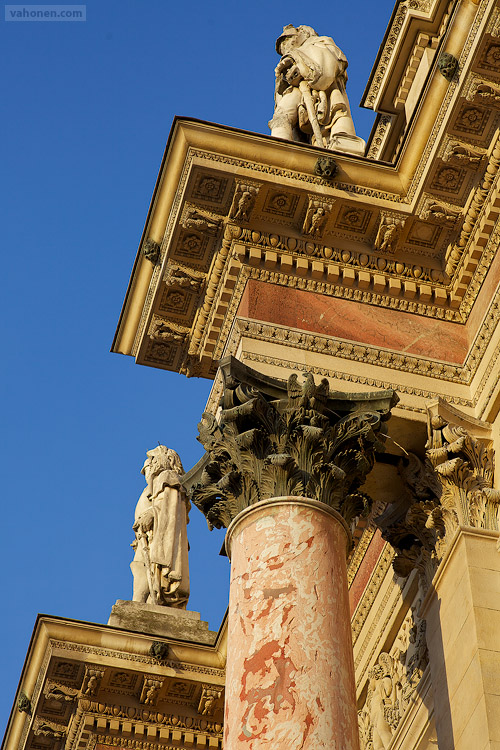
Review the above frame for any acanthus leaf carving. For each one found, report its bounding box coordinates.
[376,404,498,588]
[186,356,397,533]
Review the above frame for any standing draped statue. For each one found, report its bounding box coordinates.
[269,24,364,154]
[131,445,190,609]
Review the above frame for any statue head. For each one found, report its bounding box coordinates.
[276,24,317,55]
[141,445,184,484]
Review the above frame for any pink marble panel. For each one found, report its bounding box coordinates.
[224,498,360,750]
[239,280,469,364]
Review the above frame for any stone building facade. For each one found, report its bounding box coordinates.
[3,1,500,749]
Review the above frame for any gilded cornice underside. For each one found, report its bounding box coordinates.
[13,636,224,750]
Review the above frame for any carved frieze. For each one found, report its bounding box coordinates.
[186,356,397,532]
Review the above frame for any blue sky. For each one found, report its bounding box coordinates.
[1,0,394,731]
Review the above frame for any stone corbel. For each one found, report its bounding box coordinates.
[443,140,487,168]
[33,719,67,740]
[163,263,206,293]
[44,682,79,703]
[197,685,223,716]
[181,207,222,235]
[466,75,500,107]
[302,196,334,238]
[420,198,462,225]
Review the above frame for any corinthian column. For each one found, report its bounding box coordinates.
[185,357,397,750]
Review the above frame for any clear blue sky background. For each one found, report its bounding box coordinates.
[1,0,394,732]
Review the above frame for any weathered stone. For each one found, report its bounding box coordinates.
[108,600,216,645]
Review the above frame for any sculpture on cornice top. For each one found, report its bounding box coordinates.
[269,25,365,155]
[131,445,190,608]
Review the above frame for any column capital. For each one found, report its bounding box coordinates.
[184,356,398,535]
[376,399,499,587]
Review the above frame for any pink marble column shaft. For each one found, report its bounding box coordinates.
[224,496,360,750]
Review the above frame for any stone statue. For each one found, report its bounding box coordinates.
[269,25,364,154]
[131,446,190,608]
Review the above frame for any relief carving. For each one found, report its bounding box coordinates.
[163,264,206,293]
[302,197,333,237]
[374,215,405,254]
[197,685,223,716]
[358,601,428,749]
[143,239,161,265]
[229,183,259,222]
[469,79,500,107]
[44,683,78,703]
[376,404,499,587]
[139,677,163,706]
[149,318,190,344]
[443,140,486,168]
[420,199,461,225]
[182,208,221,235]
[427,411,500,533]
[80,667,104,698]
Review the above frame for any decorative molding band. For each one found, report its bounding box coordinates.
[240,351,474,412]
[236,318,468,384]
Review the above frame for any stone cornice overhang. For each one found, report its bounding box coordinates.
[2,613,227,750]
[112,117,404,358]
[112,0,500,381]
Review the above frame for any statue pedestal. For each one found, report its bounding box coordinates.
[224,497,360,750]
[108,600,216,644]
[329,133,366,156]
